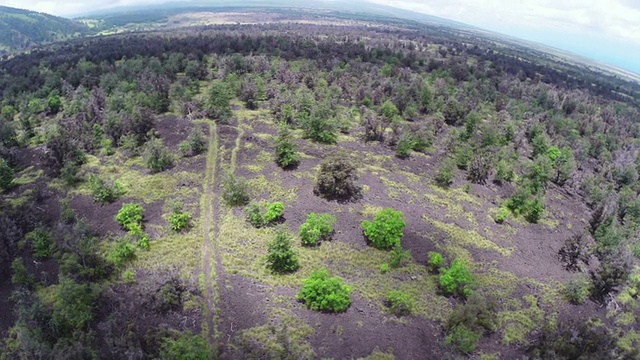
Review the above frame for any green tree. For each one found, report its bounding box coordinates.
[0,158,14,191]
[47,94,62,114]
[274,125,299,168]
[207,81,232,121]
[314,150,360,200]
[143,138,174,173]
[266,230,299,274]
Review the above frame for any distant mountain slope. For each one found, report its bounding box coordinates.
[0,6,88,52]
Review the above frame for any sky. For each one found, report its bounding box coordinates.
[1,0,639,75]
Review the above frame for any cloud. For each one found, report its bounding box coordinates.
[0,0,172,16]
[369,0,640,44]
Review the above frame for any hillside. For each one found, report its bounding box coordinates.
[1,9,640,360]
[0,6,87,52]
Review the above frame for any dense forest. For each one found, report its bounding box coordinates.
[1,16,640,359]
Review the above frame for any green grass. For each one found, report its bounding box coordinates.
[497,294,545,345]
[134,223,202,278]
[217,209,449,320]
[425,217,514,257]
[247,173,298,203]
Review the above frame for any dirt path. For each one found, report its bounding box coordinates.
[199,121,220,349]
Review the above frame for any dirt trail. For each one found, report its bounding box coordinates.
[199,122,220,348]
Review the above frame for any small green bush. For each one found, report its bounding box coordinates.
[0,158,13,191]
[27,228,54,259]
[428,251,444,273]
[143,138,174,173]
[362,208,405,250]
[435,157,456,187]
[389,245,412,268]
[107,238,136,266]
[445,324,481,353]
[11,257,34,286]
[222,172,250,207]
[564,276,592,304]
[495,159,515,183]
[60,199,76,224]
[275,125,299,168]
[88,174,122,204]
[380,263,390,274]
[495,207,510,223]
[266,230,299,274]
[297,268,352,312]
[187,127,207,156]
[160,332,210,360]
[395,135,415,159]
[299,212,336,246]
[116,203,144,234]
[385,290,414,316]
[170,210,192,232]
[264,202,284,224]
[439,259,474,297]
[246,202,265,228]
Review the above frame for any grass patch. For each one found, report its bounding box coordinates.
[426,217,514,257]
[13,167,43,186]
[247,173,298,203]
[498,294,545,346]
[135,222,202,278]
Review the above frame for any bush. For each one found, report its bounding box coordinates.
[222,172,250,207]
[107,238,136,267]
[160,332,210,360]
[314,150,360,200]
[299,106,337,144]
[389,245,412,268]
[187,127,207,155]
[445,324,481,353]
[274,125,299,168]
[435,157,456,187]
[297,268,352,312]
[245,202,284,228]
[169,209,192,232]
[380,263,390,274]
[385,290,414,316]
[558,234,591,272]
[495,159,514,183]
[11,257,34,286]
[266,230,299,274]
[143,138,174,173]
[88,174,121,204]
[116,203,144,234]
[362,208,406,250]
[0,158,14,191]
[564,276,592,304]
[264,202,284,224]
[494,207,510,223]
[60,199,76,224]
[395,135,415,159]
[428,251,444,273]
[299,212,336,246]
[60,161,81,186]
[27,228,54,259]
[439,259,473,297]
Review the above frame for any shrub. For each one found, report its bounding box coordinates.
[435,157,456,187]
[385,290,414,316]
[297,268,352,312]
[222,172,250,207]
[264,202,284,224]
[246,202,265,228]
[27,228,54,259]
[362,208,406,250]
[428,251,444,273]
[60,161,81,186]
[274,125,299,168]
[300,106,337,144]
[389,245,412,268]
[299,212,336,246]
[380,263,390,274]
[160,332,210,360]
[564,275,592,304]
[0,158,14,191]
[11,257,34,286]
[116,203,144,234]
[60,199,76,224]
[187,127,207,155]
[494,207,510,223]
[266,230,299,274]
[314,150,360,200]
[143,138,174,173]
[170,209,192,232]
[395,135,415,159]
[439,259,473,297]
[558,234,591,272]
[88,174,121,203]
[108,238,136,267]
[495,159,514,183]
[445,324,481,353]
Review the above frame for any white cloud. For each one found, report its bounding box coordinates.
[368,0,640,44]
